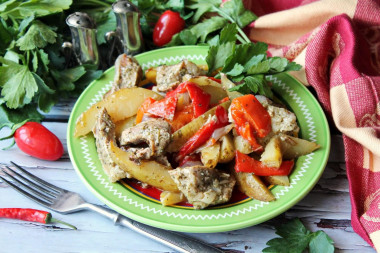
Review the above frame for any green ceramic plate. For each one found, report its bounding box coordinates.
[67,46,330,233]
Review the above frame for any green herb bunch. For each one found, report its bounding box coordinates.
[0,0,104,134]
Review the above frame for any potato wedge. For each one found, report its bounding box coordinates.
[219,134,235,163]
[234,135,253,154]
[231,169,275,202]
[279,134,320,159]
[187,76,228,104]
[109,141,179,192]
[115,116,136,140]
[264,175,290,186]
[220,73,243,100]
[260,136,282,168]
[75,87,162,137]
[144,67,157,84]
[160,191,186,206]
[201,142,221,168]
[167,100,231,152]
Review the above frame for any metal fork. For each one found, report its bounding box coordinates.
[0,162,224,253]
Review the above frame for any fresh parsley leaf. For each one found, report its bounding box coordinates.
[1,0,72,20]
[179,29,197,45]
[18,14,34,33]
[206,41,235,74]
[189,16,227,43]
[167,16,227,46]
[16,20,57,50]
[225,63,244,77]
[309,231,334,253]
[186,0,221,23]
[263,219,334,253]
[51,65,86,92]
[247,60,270,74]
[220,0,257,27]
[219,23,238,44]
[0,57,38,109]
[96,11,116,45]
[0,103,42,131]
[228,82,251,94]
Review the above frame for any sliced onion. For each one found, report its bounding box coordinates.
[194,124,234,153]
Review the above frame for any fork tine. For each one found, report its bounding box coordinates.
[0,175,52,208]
[4,166,59,198]
[1,169,55,204]
[11,161,64,193]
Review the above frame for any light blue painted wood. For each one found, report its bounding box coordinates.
[0,122,375,253]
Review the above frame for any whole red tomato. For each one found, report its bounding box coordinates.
[14,122,64,161]
[153,10,185,47]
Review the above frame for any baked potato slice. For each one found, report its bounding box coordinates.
[187,76,228,104]
[279,134,320,159]
[234,135,253,154]
[109,141,179,192]
[264,175,290,186]
[200,142,221,169]
[75,87,162,137]
[260,135,282,168]
[167,100,231,152]
[232,169,275,202]
[115,116,136,140]
[160,191,186,206]
[218,134,235,163]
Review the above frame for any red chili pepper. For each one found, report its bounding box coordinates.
[0,208,76,229]
[147,95,178,120]
[177,105,228,162]
[234,151,295,176]
[135,97,157,124]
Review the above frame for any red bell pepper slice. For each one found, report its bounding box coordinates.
[186,83,211,118]
[177,105,228,162]
[231,94,271,138]
[165,81,211,118]
[230,104,262,151]
[234,151,294,176]
[167,104,194,132]
[135,97,157,124]
[147,95,178,121]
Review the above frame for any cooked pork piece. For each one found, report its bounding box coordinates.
[108,54,142,95]
[93,108,131,182]
[256,95,299,136]
[168,166,236,209]
[154,60,206,92]
[119,119,171,164]
[267,105,299,136]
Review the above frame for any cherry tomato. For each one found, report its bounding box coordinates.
[14,122,64,161]
[153,10,185,47]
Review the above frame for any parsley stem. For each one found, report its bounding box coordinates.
[211,6,251,43]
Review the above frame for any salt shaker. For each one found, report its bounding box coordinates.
[65,12,99,66]
[112,0,144,55]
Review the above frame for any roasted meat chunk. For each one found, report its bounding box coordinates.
[93,108,131,182]
[108,54,143,95]
[168,166,236,209]
[154,59,206,92]
[119,119,171,164]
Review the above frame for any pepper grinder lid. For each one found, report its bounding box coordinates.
[66,12,96,29]
[112,0,139,14]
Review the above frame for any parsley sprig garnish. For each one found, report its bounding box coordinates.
[205,23,302,99]
[263,218,335,253]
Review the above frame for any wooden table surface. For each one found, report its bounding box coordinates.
[0,99,375,253]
